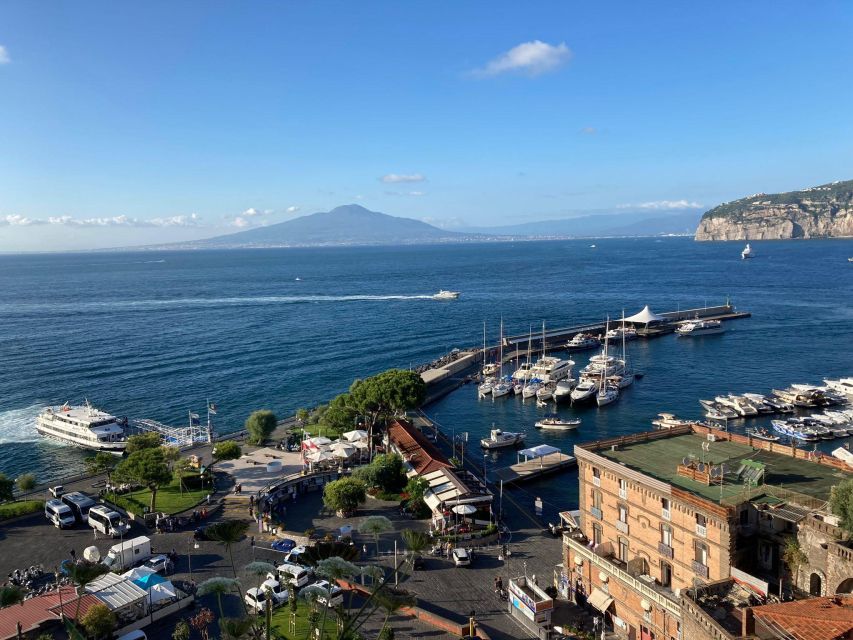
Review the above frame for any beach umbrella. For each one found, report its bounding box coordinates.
[329,442,355,458]
[352,439,370,449]
[306,436,332,447]
[343,430,368,442]
[452,504,477,515]
[306,450,335,463]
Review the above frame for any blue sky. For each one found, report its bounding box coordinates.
[1,1,852,250]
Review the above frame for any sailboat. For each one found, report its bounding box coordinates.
[741,243,753,260]
[522,322,546,399]
[613,309,634,388]
[492,319,512,398]
[596,319,619,407]
[478,322,494,397]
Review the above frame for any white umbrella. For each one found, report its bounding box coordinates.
[304,436,332,448]
[343,430,368,442]
[149,581,177,604]
[82,546,101,562]
[329,443,355,458]
[452,504,477,515]
[306,450,336,463]
[352,439,370,449]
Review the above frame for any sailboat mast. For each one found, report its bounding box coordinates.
[499,318,504,378]
[600,318,609,393]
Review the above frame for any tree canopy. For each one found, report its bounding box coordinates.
[86,452,119,482]
[0,473,15,502]
[114,447,173,512]
[125,432,163,454]
[354,454,406,494]
[212,440,242,461]
[323,477,367,515]
[348,369,426,425]
[16,473,36,492]
[80,603,116,639]
[245,410,277,445]
[831,478,853,534]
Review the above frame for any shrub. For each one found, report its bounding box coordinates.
[245,410,277,445]
[16,473,36,492]
[212,440,242,462]
[0,500,44,521]
[81,603,116,639]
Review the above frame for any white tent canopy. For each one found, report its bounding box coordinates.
[342,430,368,442]
[148,581,178,604]
[623,305,665,324]
[519,444,560,459]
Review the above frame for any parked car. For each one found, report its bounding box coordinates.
[49,485,64,498]
[452,548,472,567]
[284,545,308,563]
[268,561,313,588]
[271,538,296,553]
[245,579,289,612]
[143,554,174,575]
[311,580,343,607]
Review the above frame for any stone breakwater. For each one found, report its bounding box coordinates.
[695,203,853,241]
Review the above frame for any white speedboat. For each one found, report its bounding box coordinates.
[652,413,692,429]
[676,319,724,336]
[824,378,853,397]
[746,428,780,442]
[580,353,624,377]
[554,379,574,402]
[535,414,581,430]
[608,374,634,389]
[480,428,526,449]
[513,381,524,395]
[570,378,597,403]
[512,362,534,382]
[741,243,753,260]
[605,327,637,341]
[565,333,600,351]
[482,363,500,377]
[36,402,127,452]
[433,290,460,300]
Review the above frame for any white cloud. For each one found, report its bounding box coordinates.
[0,46,10,65]
[421,216,466,229]
[232,217,249,228]
[579,126,597,135]
[618,200,704,210]
[384,190,427,197]
[0,214,43,226]
[380,173,425,184]
[285,206,300,214]
[473,40,572,77]
[3,213,203,227]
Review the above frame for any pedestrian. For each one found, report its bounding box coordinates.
[250,535,255,547]
[362,544,368,559]
[249,507,254,519]
[69,549,76,562]
[249,495,255,507]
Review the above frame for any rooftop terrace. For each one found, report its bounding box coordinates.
[597,432,849,505]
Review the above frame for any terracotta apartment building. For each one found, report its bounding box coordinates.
[560,423,852,640]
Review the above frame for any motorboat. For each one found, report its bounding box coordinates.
[715,395,758,417]
[741,243,753,260]
[824,378,853,396]
[433,290,460,300]
[772,388,817,407]
[482,363,500,377]
[741,393,775,414]
[480,428,526,449]
[605,326,638,341]
[36,402,128,452]
[652,413,692,429]
[699,399,738,419]
[513,381,524,395]
[608,374,634,389]
[554,379,574,402]
[565,333,600,351]
[675,319,724,337]
[571,378,598,403]
[535,413,581,430]
[580,354,624,377]
[536,385,554,402]
[746,428,780,442]
[762,397,795,413]
[529,356,575,384]
[512,362,534,382]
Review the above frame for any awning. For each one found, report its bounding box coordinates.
[623,305,665,324]
[519,444,560,458]
[85,573,147,611]
[423,491,442,512]
[588,588,614,613]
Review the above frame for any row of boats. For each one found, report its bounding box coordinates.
[479,318,636,408]
[699,384,848,421]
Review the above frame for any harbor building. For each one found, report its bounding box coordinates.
[560,424,853,640]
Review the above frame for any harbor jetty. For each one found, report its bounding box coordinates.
[492,444,576,484]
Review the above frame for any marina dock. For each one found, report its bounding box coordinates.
[493,451,577,484]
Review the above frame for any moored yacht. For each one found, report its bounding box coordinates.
[565,333,600,351]
[824,378,853,397]
[570,378,597,403]
[675,319,724,337]
[480,428,526,449]
[522,380,542,399]
[530,356,575,384]
[652,413,692,429]
[535,413,581,430]
[554,379,574,402]
[536,384,555,402]
[36,402,128,452]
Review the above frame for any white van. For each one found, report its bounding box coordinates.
[245,579,289,612]
[88,505,130,538]
[45,499,76,529]
[61,492,96,524]
[269,562,313,588]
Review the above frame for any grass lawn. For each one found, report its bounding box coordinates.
[0,500,44,521]
[107,474,209,515]
[270,602,340,640]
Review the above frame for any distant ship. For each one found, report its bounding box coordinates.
[36,402,127,452]
[741,243,753,260]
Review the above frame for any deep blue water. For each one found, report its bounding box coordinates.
[1,237,851,517]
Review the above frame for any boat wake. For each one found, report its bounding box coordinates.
[2,294,438,314]
[0,405,42,444]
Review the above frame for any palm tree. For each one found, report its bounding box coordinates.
[400,529,428,570]
[360,515,393,558]
[372,587,416,640]
[315,557,359,631]
[205,520,249,579]
[197,577,241,619]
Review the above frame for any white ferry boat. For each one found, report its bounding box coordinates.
[36,403,127,452]
[675,319,724,337]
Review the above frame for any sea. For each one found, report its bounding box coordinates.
[1,237,851,523]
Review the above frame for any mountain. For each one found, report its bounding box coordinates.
[197,204,472,247]
[695,180,853,241]
[464,210,702,237]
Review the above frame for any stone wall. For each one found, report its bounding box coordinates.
[796,516,853,596]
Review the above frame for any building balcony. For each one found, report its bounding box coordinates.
[616,520,629,534]
[692,560,709,578]
[564,533,682,618]
[658,542,674,559]
[590,506,603,520]
[695,523,707,538]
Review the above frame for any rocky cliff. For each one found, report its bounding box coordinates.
[695,180,853,241]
